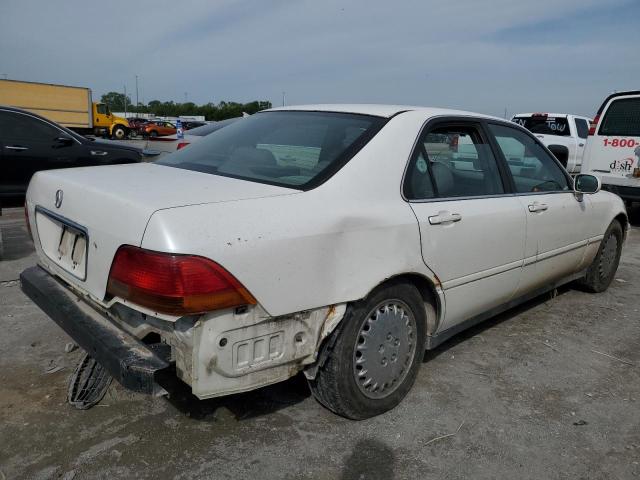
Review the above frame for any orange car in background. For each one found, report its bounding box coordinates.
[141,121,176,137]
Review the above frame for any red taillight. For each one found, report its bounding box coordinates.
[107,246,256,315]
[176,142,190,150]
[24,202,32,241]
[588,114,600,136]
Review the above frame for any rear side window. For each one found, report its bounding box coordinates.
[575,118,589,139]
[599,98,640,136]
[404,124,504,199]
[156,111,386,189]
[512,116,570,136]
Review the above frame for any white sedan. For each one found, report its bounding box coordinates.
[21,105,627,419]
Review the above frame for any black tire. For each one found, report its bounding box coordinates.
[578,220,623,293]
[308,282,427,420]
[112,126,127,140]
[149,130,158,138]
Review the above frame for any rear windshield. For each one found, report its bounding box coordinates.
[156,111,386,189]
[599,98,640,136]
[512,116,570,136]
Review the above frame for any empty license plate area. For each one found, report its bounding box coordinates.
[35,208,88,280]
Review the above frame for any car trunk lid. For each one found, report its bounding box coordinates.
[27,163,296,306]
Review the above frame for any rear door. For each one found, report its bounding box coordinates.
[404,119,526,330]
[486,122,590,293]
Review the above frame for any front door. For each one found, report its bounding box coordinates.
[404,120,526,331]
[486,122,590,294]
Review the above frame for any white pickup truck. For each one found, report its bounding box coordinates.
[512,113,591,174]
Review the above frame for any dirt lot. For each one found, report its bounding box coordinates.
[1,206,639,479]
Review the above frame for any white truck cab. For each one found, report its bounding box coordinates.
[512,113,591,174]
[580,91,640,206]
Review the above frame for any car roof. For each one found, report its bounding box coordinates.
[513,112,586,118]
[267,104,501,120]
[597,90,640,115]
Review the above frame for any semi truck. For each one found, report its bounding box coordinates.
[0,79,130,139]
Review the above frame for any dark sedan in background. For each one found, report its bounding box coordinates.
[1,106,144,201]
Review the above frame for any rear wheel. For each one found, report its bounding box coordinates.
[578,220,623,293]
[308,282,427,419]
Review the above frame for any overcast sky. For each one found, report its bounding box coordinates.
[1,0,638,117]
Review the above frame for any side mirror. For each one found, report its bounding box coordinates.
[574,174,601,194]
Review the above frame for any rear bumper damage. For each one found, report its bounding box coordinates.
[20,265,347,399]
[20,266,170,394]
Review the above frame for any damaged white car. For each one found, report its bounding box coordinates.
[22,105,627,419]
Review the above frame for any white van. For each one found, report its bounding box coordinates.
[581,91,640,205]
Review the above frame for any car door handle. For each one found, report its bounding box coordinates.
[578,143,585,147]
[528,202,548,213]
[5,145,29,151]
[428,211,462,225]
[90,150,108,156]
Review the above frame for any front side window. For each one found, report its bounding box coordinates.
[157,111,386,189]
[575,118,589,139]
[0,111,59,140]
[488,123,570,193]
[599,98,640,136]
[404,124,504,199]
[96,104,108,115]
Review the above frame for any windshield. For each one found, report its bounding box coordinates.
[156,111,386,189]
[512,116,570,136]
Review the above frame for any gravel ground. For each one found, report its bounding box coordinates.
[1,205,639,480]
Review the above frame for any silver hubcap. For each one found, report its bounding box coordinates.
[353,300,417,399]
[598,233,619,279]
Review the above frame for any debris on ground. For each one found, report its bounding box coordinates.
[591,349,635,366]
[64,342,78,353]
[424,421,465,446]
[573,420,588,426]
[68,353,112,410]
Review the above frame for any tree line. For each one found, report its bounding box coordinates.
[100,92,272,120]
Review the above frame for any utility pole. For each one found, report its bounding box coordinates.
[124,85,128,117]
[282,91,286,106]
[135,75,139,108]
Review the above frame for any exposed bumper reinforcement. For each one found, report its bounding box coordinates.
[20,266,170,394]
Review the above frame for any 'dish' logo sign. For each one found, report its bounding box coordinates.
[610,158,635,172]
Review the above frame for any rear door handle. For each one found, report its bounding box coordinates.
[528,202,548,213]
[90,150,108,156]
[5,145,29,151]
[428,211,462,225]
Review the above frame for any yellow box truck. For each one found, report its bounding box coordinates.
[0,79,130,139]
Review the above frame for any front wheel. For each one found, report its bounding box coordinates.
[308,282,427,419]
[149,130,158,138]
[112,126,127,140]
[578,220,623,293]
